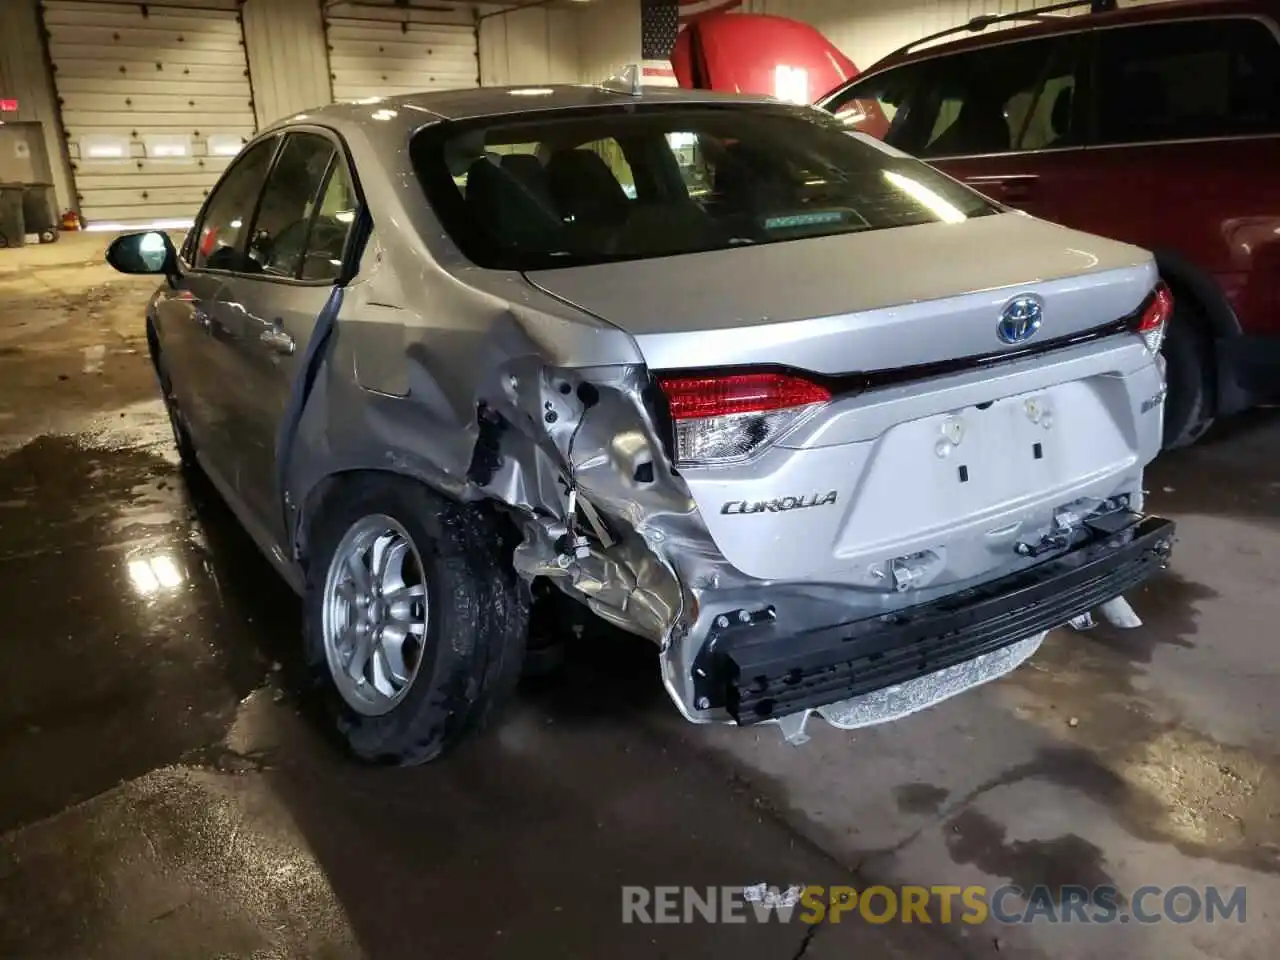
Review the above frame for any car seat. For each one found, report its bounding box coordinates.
[464,156,562,250]
[500,153,557,209]
[545,149,630,227]
[928,95,1010,156]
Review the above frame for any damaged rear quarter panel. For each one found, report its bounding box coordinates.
[279,128,716,691]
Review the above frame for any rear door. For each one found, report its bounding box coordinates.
[216,130,360,545]
[1068,16,1280,336]
[824,32,1089,224]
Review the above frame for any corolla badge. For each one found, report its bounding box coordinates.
[997,295,1044,345]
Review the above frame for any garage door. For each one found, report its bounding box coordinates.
[42,0,256,227]
[325,5,478,100]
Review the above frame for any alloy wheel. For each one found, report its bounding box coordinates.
[321,514,430,716]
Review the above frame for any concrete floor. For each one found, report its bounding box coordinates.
[0,234,1276,959]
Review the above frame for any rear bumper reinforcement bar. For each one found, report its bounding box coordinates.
[692,513,1176,724]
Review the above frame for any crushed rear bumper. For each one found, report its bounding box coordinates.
[690,512,1175,725]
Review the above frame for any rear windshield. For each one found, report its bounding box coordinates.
[409,102,1000,271]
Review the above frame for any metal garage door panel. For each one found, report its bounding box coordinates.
[43,0,256,226]
[326,14,479,99]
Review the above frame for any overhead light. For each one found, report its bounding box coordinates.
[85,218,193,232]
[207,134,244,157]
[774,64,810,104]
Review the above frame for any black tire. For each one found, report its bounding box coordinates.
[303,474,528,765]
[1161,305,1215,450]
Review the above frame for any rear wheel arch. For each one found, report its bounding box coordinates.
[300,470,530,763]
[293,467,522,569]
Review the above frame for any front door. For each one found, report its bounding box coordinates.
[156,135,280,481]
[217,131,360,545]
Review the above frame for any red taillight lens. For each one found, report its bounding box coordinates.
[1138,282,1174,332]
[656,370,831,466]
[1134,282,1173,354]
[657,371,831,421]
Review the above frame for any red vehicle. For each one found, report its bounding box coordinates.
[681,0,1280,448]
[671,12,859,102]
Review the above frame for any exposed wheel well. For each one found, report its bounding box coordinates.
[294,468,524,569]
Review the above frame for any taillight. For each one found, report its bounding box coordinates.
[1134,282,1173,355]
[656,370,831,466]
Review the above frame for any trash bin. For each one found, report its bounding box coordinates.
[21,183,58,244]
[0,183,25,249]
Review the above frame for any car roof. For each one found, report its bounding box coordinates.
[865,0,1277,76]
[270,83,779,132]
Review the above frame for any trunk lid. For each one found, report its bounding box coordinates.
[524,212,1156,376]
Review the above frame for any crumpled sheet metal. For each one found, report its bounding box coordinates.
[487,361,718,638]
[463,356,1069,729]
[297,288,1070,731]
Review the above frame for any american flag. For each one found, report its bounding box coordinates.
[640,0,744,85]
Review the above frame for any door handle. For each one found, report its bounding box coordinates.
[259,322,295,356]
[1000,182,1035,203]
[964,175,1037,204]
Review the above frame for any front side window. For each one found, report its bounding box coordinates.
[193,136,278,271]
[1095,18,1280,144]
[826,35,1082,157]
[411,103,999,271]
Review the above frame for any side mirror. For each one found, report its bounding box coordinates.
[105,231,180,279]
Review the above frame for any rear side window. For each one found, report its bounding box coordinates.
[828,35,1082,157]
[301,161,358,281]
[411,104,1000,271]
[1095,18,1280,143]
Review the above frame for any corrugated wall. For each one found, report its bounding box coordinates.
[242,0,332,126]
[576,0,640,82]
[0,0,76,213]
[479,5,580,86]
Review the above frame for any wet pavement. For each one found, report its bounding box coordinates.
[0,234,1277,959]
